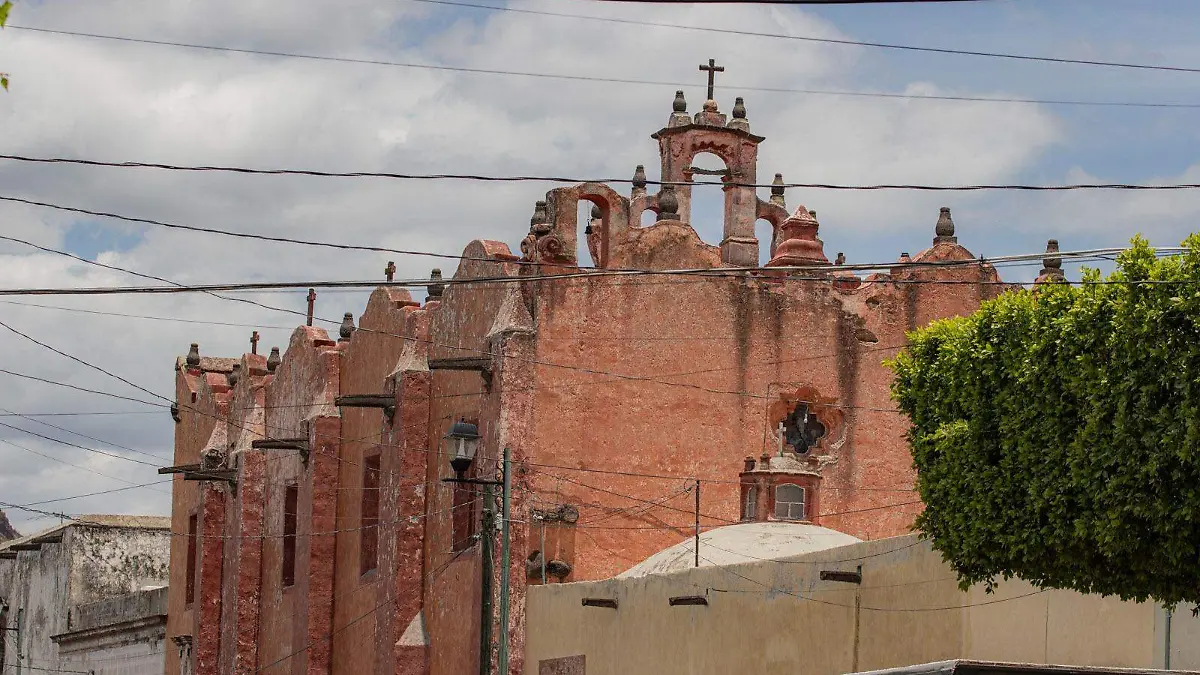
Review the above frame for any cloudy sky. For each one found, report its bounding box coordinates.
[1,0,1199,533]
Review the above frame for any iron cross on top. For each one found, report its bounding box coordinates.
[699,58,725,101]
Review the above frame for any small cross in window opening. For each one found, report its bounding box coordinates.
[783,404,826,455]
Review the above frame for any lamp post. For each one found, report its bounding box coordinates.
[441,420,504,675]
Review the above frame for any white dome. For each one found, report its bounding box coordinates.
[618,521,861,578]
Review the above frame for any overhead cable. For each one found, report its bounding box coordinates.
[12,159,1200,189]
[13,8,1200,88]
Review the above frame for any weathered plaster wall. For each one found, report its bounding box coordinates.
[167,354,233,675]
[0,522,169,675]
[524,534,1193,675]
[218,352,269,675]
[55,587,168,675]
[330,287,419,675]
[257,327,343,675]
[68,526,171,606]
[1,534,70,674]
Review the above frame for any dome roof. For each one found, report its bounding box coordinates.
[617,521,861,579]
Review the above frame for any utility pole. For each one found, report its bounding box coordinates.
[694,479,701,568]
[497,446,513,674]
[479,479,496,675]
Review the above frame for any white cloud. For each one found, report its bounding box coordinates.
[0,0,1070,531]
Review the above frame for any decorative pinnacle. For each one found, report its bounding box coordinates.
[266,347,281,373]
[657,186,679,221]
[186,343,200,368]
[228,363,241,387]
[835,252,845,265]
[770,173,786,208]
[732,97,746,119]
[428,268,445,299]
[1039,239,1065,282]
[935,206,956,241]
[673,90,687,113]
[632,165,647,190]
[530,200,549,230]
[339,312,355,341]
[385,261,396,282]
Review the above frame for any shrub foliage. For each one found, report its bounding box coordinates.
[890,236,1200,606]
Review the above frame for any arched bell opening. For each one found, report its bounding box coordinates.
[576,201,599,268]
[686,151,733,247]
[754,218,776,266]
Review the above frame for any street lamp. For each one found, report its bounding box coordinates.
[441,419,504,675]
[446,419,481,479]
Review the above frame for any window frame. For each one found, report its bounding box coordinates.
[774,483,807,521]
[360,453,381,577]
[282,483,298,589]
[185,512,198,606]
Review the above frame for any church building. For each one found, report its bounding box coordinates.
[162,66,1021,675]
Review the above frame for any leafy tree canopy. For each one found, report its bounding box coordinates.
[890,235,1200,607]
[1,0,11,91]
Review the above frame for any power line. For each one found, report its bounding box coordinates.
[0,420,161,467]
[17,480,172,506]
[1,272,1194,298]
[12,8,1200,98]
[1,195,1187,281]
[0,436,169,493]
[595,1,990,3]
[408,0,1200,75]
[0,406,171,461]
[0,199,506,265]
[15,158,1200,190]
[0,299,296,329]
[0,317,170,403]
[0,367,165,407]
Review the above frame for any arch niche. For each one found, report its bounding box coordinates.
[543,183,630,269]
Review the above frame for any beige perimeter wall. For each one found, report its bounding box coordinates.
[525,534,1200,675]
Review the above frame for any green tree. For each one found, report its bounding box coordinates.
[890,235,1200,607]
[1,0,11,90]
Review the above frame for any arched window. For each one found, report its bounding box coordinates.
[775,484,806,521]
[742,485,758,521]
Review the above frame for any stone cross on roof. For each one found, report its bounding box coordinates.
[699,58,724,101]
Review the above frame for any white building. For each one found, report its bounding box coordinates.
[0,516,171,675]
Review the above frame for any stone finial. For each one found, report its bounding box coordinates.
[743,456,756,472]
[770,173,786,208]
[228,363,241,387]
[835,252,845,265]
[934,207,957,244]
[266,347,281,373]
[339,312,355,341]
[385,261,396,282]
[1036,239,1066,284]
[673,90,687,113]
[727,97,750,131]
[632,165,648,192]
[186,343,200,368]
[428,268,445,299]
[530,200,549,233]
[656,186,679,221]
